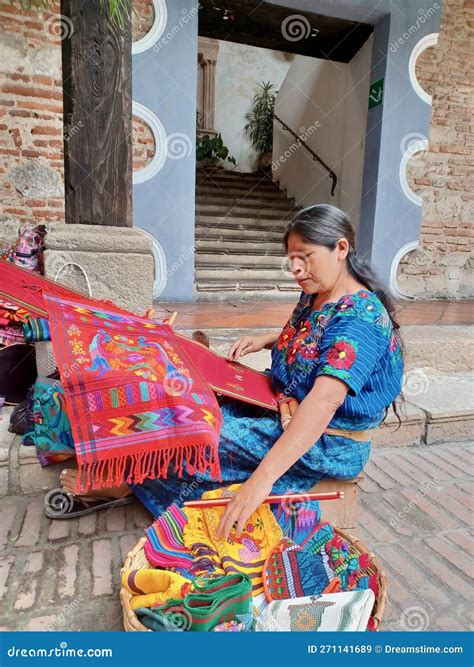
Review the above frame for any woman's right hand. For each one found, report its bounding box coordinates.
[227,334,268,361]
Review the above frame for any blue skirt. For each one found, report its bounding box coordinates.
[130,397,372,517]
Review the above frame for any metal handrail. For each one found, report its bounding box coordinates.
[273,113,337,196]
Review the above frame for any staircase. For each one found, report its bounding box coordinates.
[195,167,301,301]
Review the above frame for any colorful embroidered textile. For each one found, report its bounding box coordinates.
[271,499,321,544]
[263,537,335,602]
[144,504,194,576]
[44,294,222,493]
[121,569,192,610]
[183,484,283,598]
[22,317,51,342]
[2,225,46,272]
[0,325,25,346]
[136,573,252,632]
[255,590,375,632]
[21,378,75,466]
[271,289,403,426]
[324,533,377,594]
[0,300,31,324]
[212,620,245,632]
[176,333,278,411]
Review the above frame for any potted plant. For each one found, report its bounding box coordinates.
[196,114,236,167]
[196,133,236,167]
[244,81,276,171]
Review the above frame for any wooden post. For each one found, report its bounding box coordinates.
[60,0,132,226]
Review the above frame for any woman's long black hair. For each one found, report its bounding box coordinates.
[283,203,405,429]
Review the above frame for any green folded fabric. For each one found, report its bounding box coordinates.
[136,573,252,632]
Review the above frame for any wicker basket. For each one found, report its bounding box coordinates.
[120,527,387,633]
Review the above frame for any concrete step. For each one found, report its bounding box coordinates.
[195,238,284,252]
[196,196,295,212]
[195,281,299,301]
[197,168,275,184]
[195,215,289,230]
[196,185,291,201]
[196,203,296,220]
[195,226,284,242]
[196,253,286,267]
[196,266,294,282]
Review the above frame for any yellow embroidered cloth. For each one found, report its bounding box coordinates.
[183,484,283,597]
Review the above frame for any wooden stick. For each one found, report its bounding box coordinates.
[167,311,177,327]
[183,490,344,509]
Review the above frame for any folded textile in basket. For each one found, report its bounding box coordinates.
[255,589,375,632]
[121,568,192,610]
[144,504,194,577]
[44,294,223,493]
[183,484,283,599]
[22,317,51,342]
[263,537,339,602]
[135,573,252,632]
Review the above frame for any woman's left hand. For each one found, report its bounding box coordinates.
[215,475,273,541]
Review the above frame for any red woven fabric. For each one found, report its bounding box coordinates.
[44,294,222,493]
[0,259,131,317]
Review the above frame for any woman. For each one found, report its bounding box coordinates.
[60,205,404,539]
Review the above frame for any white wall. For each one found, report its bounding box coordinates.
[213,41,291,173]
[272,35,373,226]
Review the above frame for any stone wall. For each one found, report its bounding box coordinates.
[400,0,474,298]
[0,0,64,226]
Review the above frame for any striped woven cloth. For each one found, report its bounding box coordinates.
[22,317,51,342]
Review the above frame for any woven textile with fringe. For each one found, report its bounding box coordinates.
[44,294,223,494]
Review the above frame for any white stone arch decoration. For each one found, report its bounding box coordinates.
[390,240,420,300]
[132,101,167,184]
[141,229,168,299]
[132,0,168,55]
[399,135,428,206]
[408,32,439,105]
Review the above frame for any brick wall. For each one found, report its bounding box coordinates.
[400,0,474,298]
[0,0,154,230]
[0,0,64,226]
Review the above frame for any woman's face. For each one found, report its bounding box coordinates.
[285,232,349,294]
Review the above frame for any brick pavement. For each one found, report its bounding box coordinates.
[0,440,472,631]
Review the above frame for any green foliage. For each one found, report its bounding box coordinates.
[15,0,134,28]
[196,132,236,166]
[244,81,276,154]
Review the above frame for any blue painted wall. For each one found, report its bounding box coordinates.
[132,0,198,301]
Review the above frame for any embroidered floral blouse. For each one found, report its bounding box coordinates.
[270,289,404,429]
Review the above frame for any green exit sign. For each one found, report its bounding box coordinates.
[368,78,384,110]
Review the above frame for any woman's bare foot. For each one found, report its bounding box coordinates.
[60,469,133,500]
